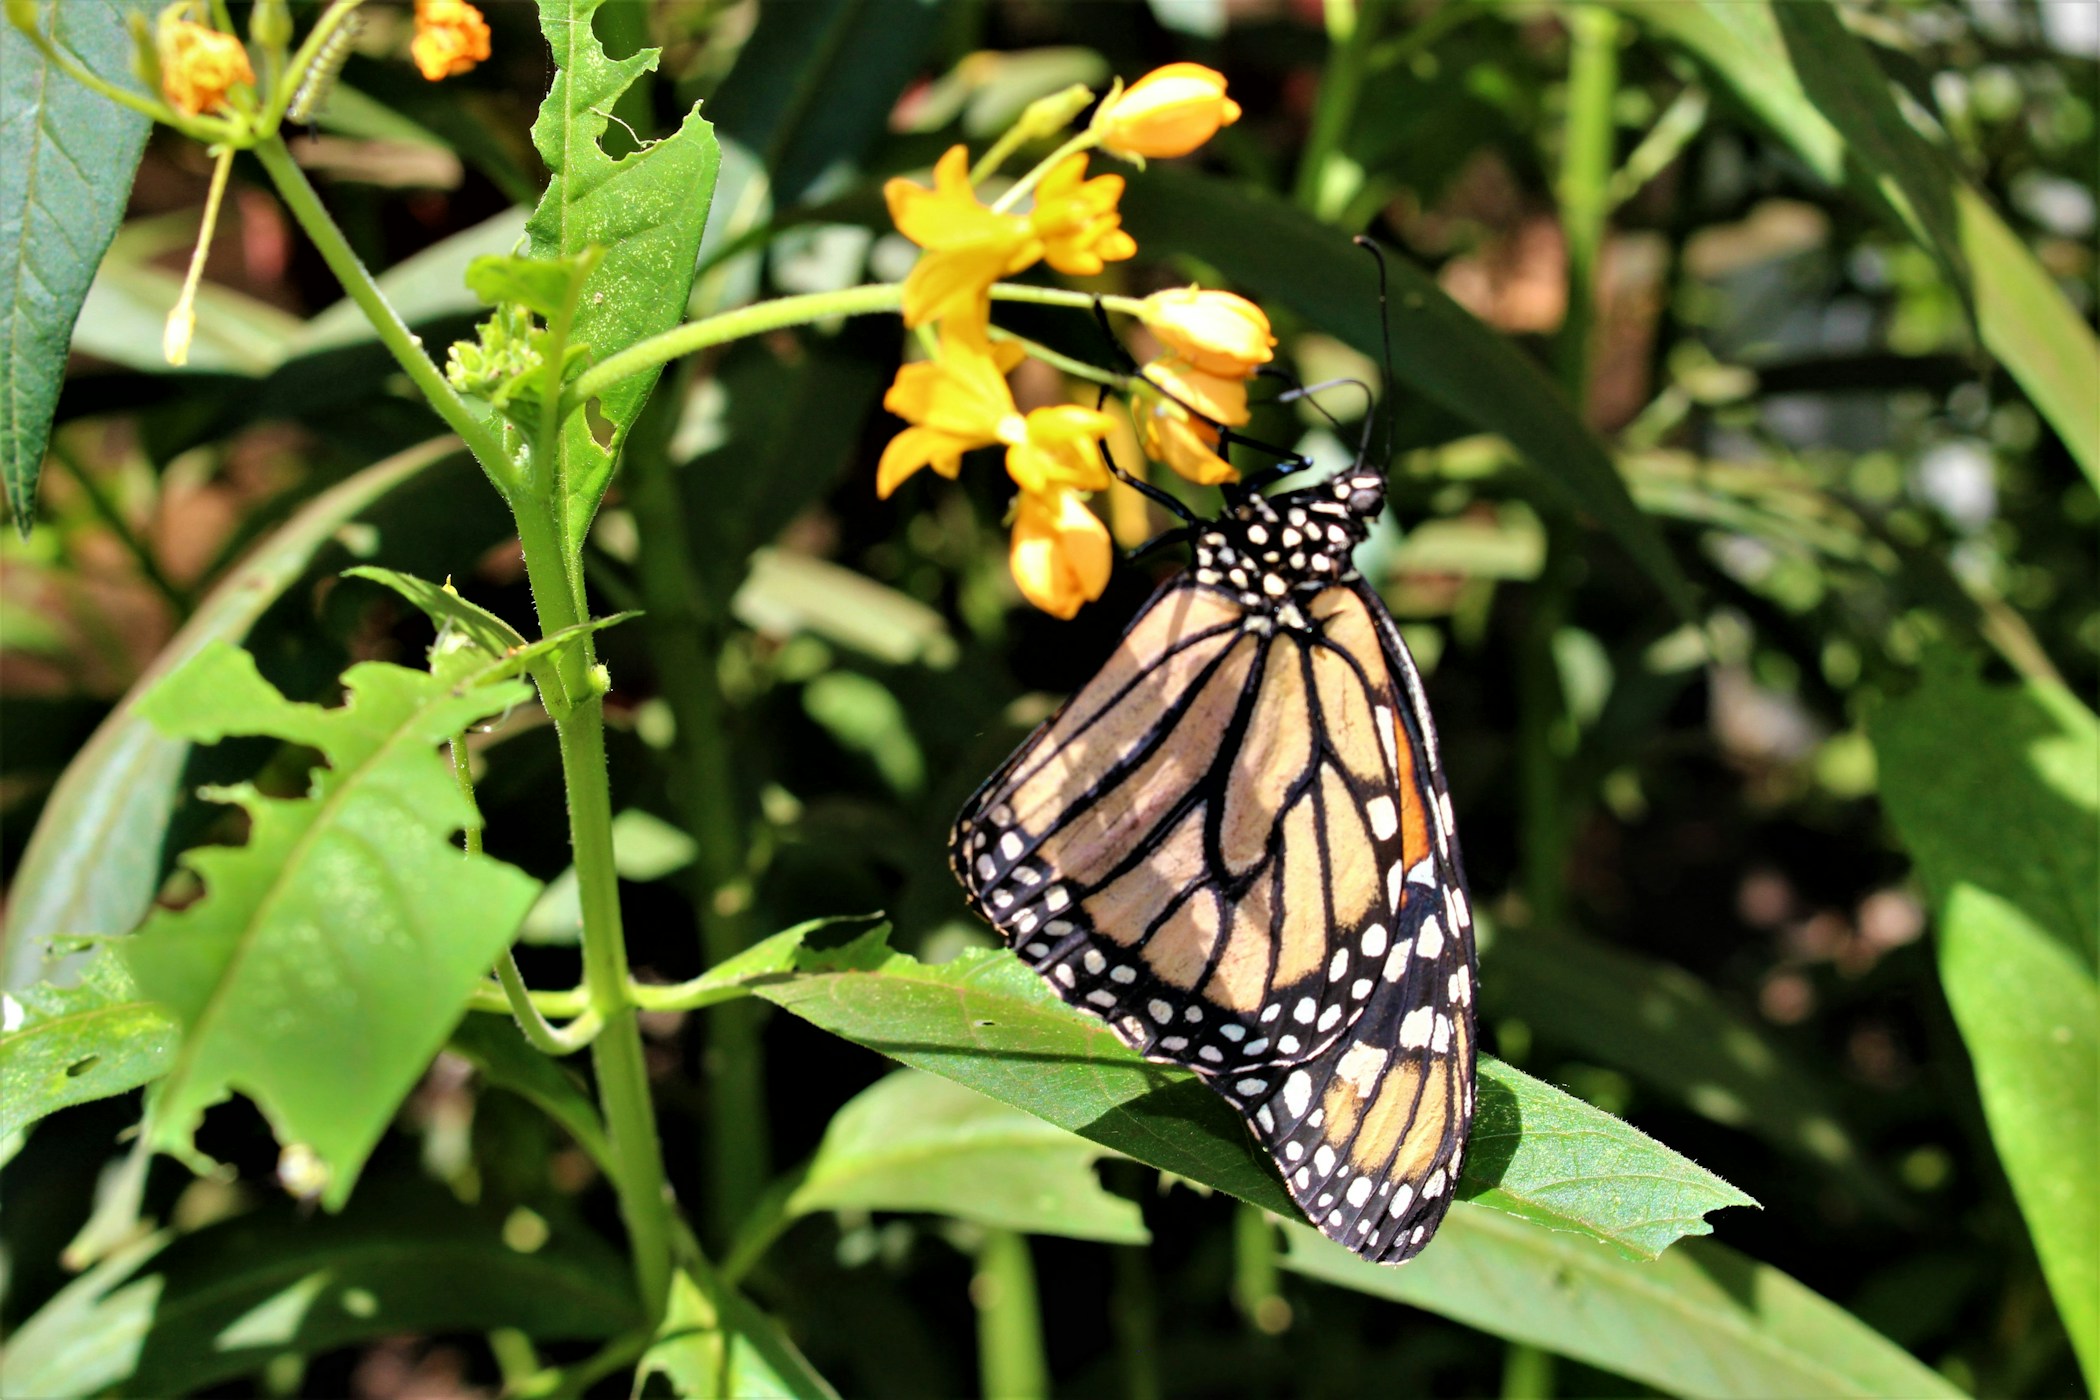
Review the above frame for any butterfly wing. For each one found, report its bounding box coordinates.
[953,572,1476,1263]
[954,577,1415,1077]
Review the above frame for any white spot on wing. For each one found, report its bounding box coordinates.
[1360,924,1387,958]
[1366,796,1398,840]
[1398,1006,1434,1048]
[1282,1070,1312,1118]
[1415,914,1445,960]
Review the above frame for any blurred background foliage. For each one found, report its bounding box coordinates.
[1,1,2095,1396]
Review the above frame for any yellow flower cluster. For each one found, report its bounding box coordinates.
[877,63,1276,619]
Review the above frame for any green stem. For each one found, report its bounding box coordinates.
[974,1230,1050,1400]
[561,285,1145,420]
[1557,5,1620,409]
[989,130,1097,212]
[252,138,511,479]
[1293,0,1388,218]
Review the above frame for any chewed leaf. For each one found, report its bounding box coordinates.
[0,941,178,1139]
[752,935,1753,1260]
[123,642,541,1207]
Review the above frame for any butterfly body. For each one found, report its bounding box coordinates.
[953,466,1477,1263]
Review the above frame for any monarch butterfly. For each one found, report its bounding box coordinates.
[952,460,1477,1263]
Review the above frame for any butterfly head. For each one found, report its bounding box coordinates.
[1191,468,1386,612]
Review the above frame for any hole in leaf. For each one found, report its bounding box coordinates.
[65,1055,100,1078]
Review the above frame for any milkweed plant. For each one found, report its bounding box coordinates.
[2,2,2092,1397]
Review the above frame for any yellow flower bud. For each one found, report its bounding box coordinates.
[1010,487,1112,619]
[1135,389,1238,486]
[411,0,490,82]
[1140,287,1275,379]
[1091,63,1241,160]
[157,14,254,117]
[1142,355,1250,427]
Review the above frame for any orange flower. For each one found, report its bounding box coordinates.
[412,0,491,82]
[1135,389,1238,486]
[1010,487,1112,619]
[885,145,1040,329]
[1092,63,1241,160]
[1143,356,1250,427]
[158,18,254,116]
[1030,154,1137,277]
[1140,287,1275,378]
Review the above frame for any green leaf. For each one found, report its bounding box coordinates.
[121,641,542,1206]
[1,0,152,527]
[641,1263,840,1400]
[1280,1211,1961,1398]
[1118,169,1696,620]
[786,1069,1148,1245]
[0,940,176,1138]
[0,1184,638,1398]
[526,0,720,550]
[753,939,1753,1260]
[1869,657,2099,1385]
[1,439,462,992]
[733,548,958,669]
[1607,0,2100,484]
[294,206,530,355]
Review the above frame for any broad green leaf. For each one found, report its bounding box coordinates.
[785,1069,1148,1245]
[641,1264,840,1400]
[1488,928,1889,1206]
[445,1013,613,1174]
[1118,169,1696,620]
[2,438,461,991]
[1869,658,2099,1384]
[0,941,176,1138]
[122,642,542,1207]
[1607,0,2100,483]
[0,1184,637,1398]
[1,0,152,526]
[525,0,719,551]
[754,938,1754,1260]
[1281,1211,1960,1398]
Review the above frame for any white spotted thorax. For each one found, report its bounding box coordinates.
[1191,468,1387,629]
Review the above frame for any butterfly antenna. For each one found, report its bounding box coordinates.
[1353,236,1397,474]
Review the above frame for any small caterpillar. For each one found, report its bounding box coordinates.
[287,13,362,124]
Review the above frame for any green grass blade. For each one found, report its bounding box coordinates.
[1870,658,2099,1386]
[1119,169,1696,620]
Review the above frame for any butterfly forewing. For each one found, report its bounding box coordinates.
[953,470,1477,1263]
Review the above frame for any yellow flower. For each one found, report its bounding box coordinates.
[1140,287,1275,378]
[1135,388,1238,486]
[1092,63,1242,160]
[875,327,1026,497]
[1011,487,1112,619]
[158,16,254,116]
[1143,355,1250,427]
[885,145,1040,329]
[1030,154,1137,277]
[1003,404,1117,497]
[412,0,491,82]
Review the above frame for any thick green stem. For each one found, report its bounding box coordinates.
[1557,6,1621,410]
[253,138,511,477]
[974,1230,1050,1400]
[514,492,674,1322]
